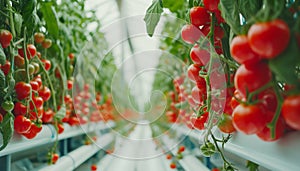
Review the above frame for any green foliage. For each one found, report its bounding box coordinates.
[0,113,14,151]
[144,0,163,37]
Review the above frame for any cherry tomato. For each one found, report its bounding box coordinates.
[91,164,97,171]
[14,55,25,68]
[34,32,45,43]
[33,75,43,87]
[30,96,44,110]
[190,6,210,27]
[218,113,236,133]
[257,88,277,112]
[166,154,172,160]
[215,10,225,23]
[201,25,224,40]
[18,44,37,59]
[30,81,40,91]
[0,60,11,75]
[232,103,267,134]
[282,94,300,130]
[41,39,52,49]
[15,82,31,100]
[42,109,54,123]
[181,24,202,44]
[166,111,177,123]
[39,86,51,102]
[170,162,176,169]
[0,29,12,48]
[191,86,207,104]
[0,113,3,122]
[187,64,202,83]
[230,90,244,110]
[14,115,32,134]
[248,19,290,58]
[230,35,261,65]
[68,53,75,59]
[68,116,80,126]
[41,59,51,71]
[190,111,208,130]
[51,153,59,164]
[256,115,285,142]
[178,145,185,153]
[189,44,210,66]
[13,102,27,116]
[22,123,42,139]
[203,0,220,12]
[57,123,65,134]
[67,80,73,90]
[234,62,272,98]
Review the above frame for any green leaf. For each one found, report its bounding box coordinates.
[269,37,300,85]
[0,112,14,151]
[0,70,5,102]
[21,0,36,15]
[14,13,23,37]
[219,0,241,35]
[0,46,5,65]
[40,2,59,38]
[238,0,262,21]
[144,0,163,37]
[55,104,66,120]
[162,0,184,13]
[246,160,259,171]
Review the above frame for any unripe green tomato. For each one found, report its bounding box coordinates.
[32,62,40,74]
[28,64,35,75]
[1,101,14,112]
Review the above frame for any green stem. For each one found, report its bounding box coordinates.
[6,0,15,37]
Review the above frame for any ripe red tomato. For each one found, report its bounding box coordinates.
[42,109,54,123]
[232,103,267,134]
[181,24,202,44]
[190,111,208,130]
[30,81,40,91]
[41,59,51,71]
[41,39,52,49]
[14,55,25,68]
[0,60,11,75]
[282,94,300,130]
[230,90,244,110]
[34,32,45,43]
[91,164,97,171]
[215,10,225,23]
[191,86,207,104]
[15,82,31,100]
[39,86,51,102]
[67,80,73,90]
[68,53,75,59]
[166,154,172,160]
[201,25,224,40]
[187,64,202,83]
[33,75,43,87]
[234,62,272,98]
[218,113,236,133]
[68,116,80,126]
[0,113,3,122]
[14,115,32,134]
[0,29,12,48]
[257,88,277,112]
[190,6,210,27]
[13,102,27,116]
[170,162,176,169]
[22,123,42,139]
[230,35,261,65]
[30,96,44,110]
[178,145,185,153]
[57,123,65,134]
[189,44,210,66]
[248,19,290,58]
[18,44,37,59]
[256,116,285,142]
[203,0,220,12]
[51,153,59,164]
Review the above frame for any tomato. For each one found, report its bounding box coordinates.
[178,145,185,153]
[0,29,12,48]
[215,10,225,23]
[39,86,51,102]
[218,113,236,133]
[22,123,42,139]
[33,75,43,87]
[201,25,224,40]
[51,153,59,164]
[166,111,177,123]
[230,90,244,110]
[166,154,172,160]
[1,101,14,112]
[14,115,32,134]
[14,55,25,68]
[67,80,73,90]
[212,168,220,171]
[41,39,52,49]
[68,116,80,126]
[57,123,64,134]
[203,0,220,12]
[191,86,206,104]
[68,53,75,59]
[190,111,208,130]
[13,102,27,116]
[15,82,31,100]
[258,88,277,112]
[248,19,290,58]
[282,94,300,130]
[0,113,3,122]
[230,35,261,65]
[30,96,44,110]
[30,81,40,91]
[190,6,210,27]
[170,162,176,169]
[234,62,272,98]
[181,24,202,44]
[189,44,210,66]
[42,109,54,123]
[232,103,267,134]
[41,59,51,71]
[256,116,285,142]
[0,60,11,75]
[18,44,37,59]
[91,164,97,171]
[187,64,202,83]
[34,32,45,43]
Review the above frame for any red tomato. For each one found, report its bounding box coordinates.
[282,94,300,130]
[57,123,65,134]
[22,123,42,139]
[190,112,208,130]
[67,80,73,90]
[30,96,44,110]
[218,113,236,133]
[234,62,272,98]
[215,10,225,23]
[258,88,277,112]
[203,0,220,12]
[41,59,51,71]
[68,53,75,59]
[201,25,224,40]
[230,90,244,110]
[230,35,261,65]
[14,115,32,134]
[187,64,202,83]
[256,116,285,142]
[34,32,45,43]
[181,24,202,44]
[0,60,11,75]
[13,102,27,116]
[178,145,185,152]
[166,154,172,160]
[189,44,211,66]
[42,109,54,123]
[39,86,51,102]
[191,86,207,104]
[248,19,290,58]
[190,6,210,27]
[91,164,97,171]
[0,29,12,48]
[0,113,3,122]
[170,162,176,169]
[15,82,31,100]
[30,81,40,91]
[51,153,59,164]
[18,44,37,59]
[68,116,80,126]
[33,75,43,87]
[232,103,267,134]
